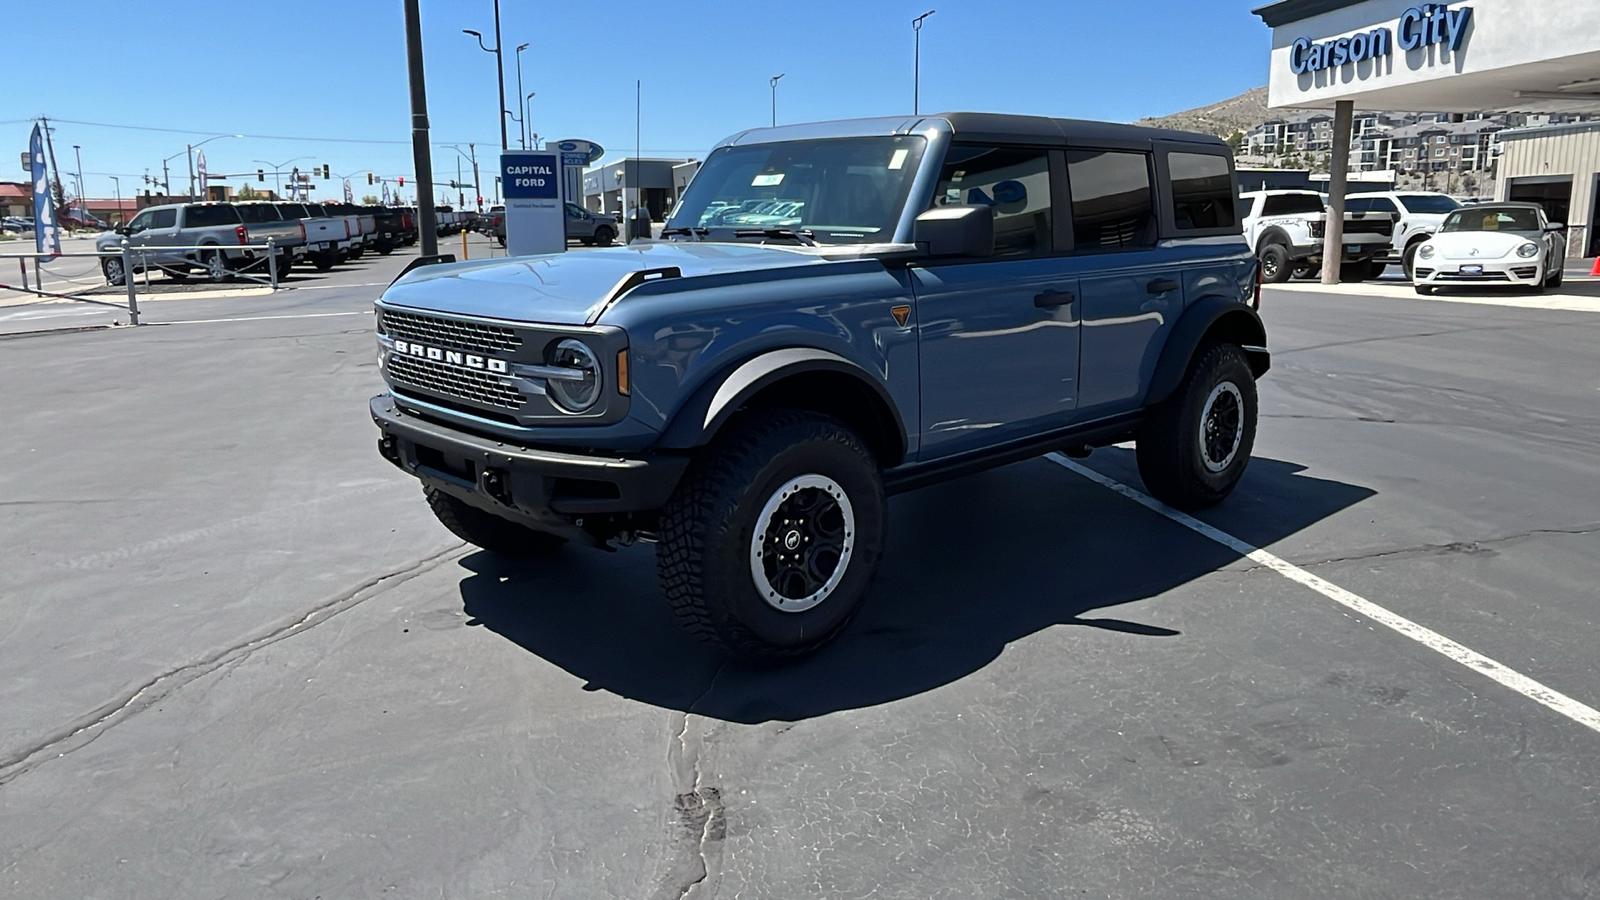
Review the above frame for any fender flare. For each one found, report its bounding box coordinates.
[1145,296,1270,407]
[1254,226,1295,254]
[656,347,907,457]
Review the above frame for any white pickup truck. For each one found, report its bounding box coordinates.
[1240,190,1397,283]
[276,202,354,271]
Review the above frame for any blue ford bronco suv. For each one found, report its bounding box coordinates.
[371,113,1267,659]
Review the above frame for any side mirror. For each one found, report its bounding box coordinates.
[1545,222,1566,232]
[115,225,132,235]
[912,205,994,258]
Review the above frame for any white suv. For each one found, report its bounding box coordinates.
[1344,192,1462,279]
[1239,190,1395,283]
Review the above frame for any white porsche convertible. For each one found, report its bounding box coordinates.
[1412,202,1567,295]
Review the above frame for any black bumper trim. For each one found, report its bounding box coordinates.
[371,394,688,525]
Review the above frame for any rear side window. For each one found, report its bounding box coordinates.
[278,203,309,218]
[1167,153,1235,230]
[1066,149,1156,250]
[1261,194,1325,216]
[184,205,240,228]
[933,144,1054,257]
[236,204,280,224]
[149,208,176,229]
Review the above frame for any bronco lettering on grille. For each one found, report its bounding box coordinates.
[392,339,510,374]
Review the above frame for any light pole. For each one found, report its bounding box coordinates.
[183,134,241,200]
[524,92,536,147]
[109,175,122,223]
[463,0,509,152]
[514,43,529,149]
[444,144,481,211]
[912,10,935,115]
[253,156,313,198]
[769,73,785,127]
[72,144,86,218]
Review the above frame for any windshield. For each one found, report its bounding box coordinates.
[1441,206,1541,233]
[1398,194,1461,214]
[667,136,928,243]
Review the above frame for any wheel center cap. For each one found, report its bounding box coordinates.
[784,530,802,551]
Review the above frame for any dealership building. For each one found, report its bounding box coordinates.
[1254,0,1600,273]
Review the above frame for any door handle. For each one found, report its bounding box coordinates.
[1147,278,1180,294]
[1034,289,1076,309]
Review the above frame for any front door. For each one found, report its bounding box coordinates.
[912,144,1079,460]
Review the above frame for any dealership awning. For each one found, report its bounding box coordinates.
[1251,0,1600,284]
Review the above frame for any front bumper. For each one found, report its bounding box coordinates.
[371,394,688,538]
[1412,258,1542,287]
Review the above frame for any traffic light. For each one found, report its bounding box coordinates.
[322,164,331,179]
[257,169,265,182]
[398,176,405,187]
[367,173,374,185]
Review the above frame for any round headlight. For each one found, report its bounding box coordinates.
[1418,244,1435,260]
[1516,242,1540,258]
[547,339,602,413]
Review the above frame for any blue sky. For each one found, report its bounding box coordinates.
[4,0,1272,205]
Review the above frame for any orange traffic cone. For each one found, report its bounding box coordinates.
[1590,257,1600,277]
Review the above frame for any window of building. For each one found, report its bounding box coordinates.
[1066,149,1156,250]
[1166,152,1234,230]
[933,144,1053,257]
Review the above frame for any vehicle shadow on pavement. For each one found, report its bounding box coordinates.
[459,449,1375,723]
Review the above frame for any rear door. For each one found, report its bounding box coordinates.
[911,143,1081,460]
[1069,147,1187,416]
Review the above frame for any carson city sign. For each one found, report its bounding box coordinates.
[1289,3,1473,75]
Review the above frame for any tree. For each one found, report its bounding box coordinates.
[361,194,380,205]
[1224,130,1244,154]
[236,184,261,201]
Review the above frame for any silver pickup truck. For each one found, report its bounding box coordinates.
[233,203,306,274]
[96,202,272,284]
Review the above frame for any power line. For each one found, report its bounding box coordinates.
[26,116,499,148]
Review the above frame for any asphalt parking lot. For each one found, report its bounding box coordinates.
[2,252,1599,898]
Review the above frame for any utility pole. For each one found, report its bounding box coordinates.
[404,0,439,255]
[186,143,195,200]
[769,73,785,127]
[72,144,85,217]
[912,10,935,115]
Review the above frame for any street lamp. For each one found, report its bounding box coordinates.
[443,143,481,211]
[252,156,313,198]
[109,175,122,224]
[514,42,530,150]
[912,10,935,115]
[181,134,242,200]
[769,73,785,128]
[462,2,509,151]
[72,144,86,218]
[524,92,536,147]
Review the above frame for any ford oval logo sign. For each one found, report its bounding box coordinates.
[558,142,577,151]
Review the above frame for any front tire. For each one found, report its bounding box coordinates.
[102,257,126,286]
[657,409,887,661]
[594,226,615,247]
[423,487,565,557]
[1136,344,1258,510]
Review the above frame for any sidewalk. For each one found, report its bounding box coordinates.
[1268,268,1600,313]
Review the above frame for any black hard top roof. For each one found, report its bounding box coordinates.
[937,111,1231,151]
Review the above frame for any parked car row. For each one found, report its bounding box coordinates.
[94,200,419,285]
[2,216,35,233]
[469,203,619,247]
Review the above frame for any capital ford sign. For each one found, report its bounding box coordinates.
[1289,3,1472,75]
[392,339,509,373]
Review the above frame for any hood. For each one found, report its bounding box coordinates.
[379,241,836,325]
[1429,230,1539,260]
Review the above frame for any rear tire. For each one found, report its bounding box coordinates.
[657,409,888,662]
[197,247,231,283]
[313,253,335,272]
[1136,344,1258,510]
[1258,244,1292,284]
[423,487,565,557]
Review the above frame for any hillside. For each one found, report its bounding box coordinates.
[1137,86,1270,139]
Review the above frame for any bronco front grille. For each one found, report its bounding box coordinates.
[379,308,523,354]
[386,354,525,410]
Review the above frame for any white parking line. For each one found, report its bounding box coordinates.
[1046,454,1600,735]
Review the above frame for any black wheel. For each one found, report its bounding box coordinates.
[349,247,364,260]
[496,235,507,248]
[1291,264,1319,281]
[423,487,565,557]
[1547,264,1563,288]
[101,257,126,286]
[376,243,394,256]
[593,226,615,247]
[1415,284,1435,295]
[1402,241,1424,280]
[1135,344,1258,510]
[313,253,335,272]
[1258,244,1292,284]
[1339,260,1373,283]
[657,409,888,661]
[272,255,292,279]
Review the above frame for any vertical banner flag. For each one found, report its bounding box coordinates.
[197,150,208,198]
[290,166,300,200]
[382,182,392,205]
[344,179,353,203]
[29,124,60,257]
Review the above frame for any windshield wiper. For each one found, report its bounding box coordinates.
[733,227,817,246]
[659,226,709,241]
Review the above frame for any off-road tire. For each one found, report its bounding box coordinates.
[657,409,888,662]
[1259,244,1292,284]
[423,487,565,557]
[1136,343,1258,510]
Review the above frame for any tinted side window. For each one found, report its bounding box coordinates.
[932,144,1053,257]
[237,204,280,224]
[1167,152,1235,230]
[184,205,239,228]
[1066,149,1155,250]
[1261,194,1325,216]
[150,208,177,229]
